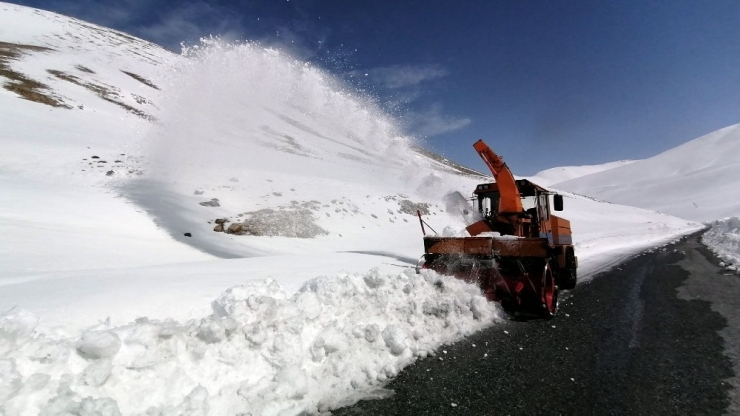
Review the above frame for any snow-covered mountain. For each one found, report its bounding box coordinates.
[525,159,637,187]
[0,3,703,415]
[553,123,740,222]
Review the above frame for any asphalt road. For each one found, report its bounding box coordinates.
[334,233,740,416]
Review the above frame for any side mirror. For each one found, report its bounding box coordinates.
[554,194,564,211]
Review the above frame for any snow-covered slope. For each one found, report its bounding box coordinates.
[553,123,740,222]
[0,2,205,276]
[0,3,702,415]
[525,159,636,187]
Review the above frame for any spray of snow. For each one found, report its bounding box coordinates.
[443,191,483,226]
[144,38,421,188]
[118,38,466,259]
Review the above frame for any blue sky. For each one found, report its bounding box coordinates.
[9,0,740,175]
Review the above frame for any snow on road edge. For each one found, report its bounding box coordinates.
[702,217,740,273]
[577,224,706,281]
[0,269,500,415]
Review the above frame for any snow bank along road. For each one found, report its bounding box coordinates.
[336,232,740,415]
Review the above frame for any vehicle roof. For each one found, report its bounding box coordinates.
[473,179,549,196]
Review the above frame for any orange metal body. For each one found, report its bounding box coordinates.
[424,236,549,258]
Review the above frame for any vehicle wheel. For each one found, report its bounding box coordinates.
[559,268,577,290]
[500,299,517,313]
[558,249,578,290]
[540,261,559,318]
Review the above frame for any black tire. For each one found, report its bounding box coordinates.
[558,268,577,290]
[500,299,517,314]
[557,249,578,290]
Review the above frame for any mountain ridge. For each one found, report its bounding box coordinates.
[553,123,740,222]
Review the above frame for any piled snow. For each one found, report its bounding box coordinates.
[1,269,499,415]
[702,217,740,271]
[0,253,426,334]
[553,123,740,222]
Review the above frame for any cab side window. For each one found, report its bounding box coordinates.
[538,193,549,220]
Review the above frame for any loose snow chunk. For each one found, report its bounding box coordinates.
[0,359,23,403]
[441,226,468,237]
[211,278,287,322]
[0,307,39,345]
[81,358,113,387]
[382,325,409,355]
[294,291,321,320]
[363,268,386,288]
[76,330,121,359]
[364,324,381,343]
[311,324,349,361]
[40,379,123,416]
[177,386,210,415]
[274,367,309,399]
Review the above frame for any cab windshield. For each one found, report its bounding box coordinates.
[477,192,541,217]
[477,191,500,218]
[521,195,537,211]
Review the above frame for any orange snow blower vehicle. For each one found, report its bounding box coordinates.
[417,140,577,317]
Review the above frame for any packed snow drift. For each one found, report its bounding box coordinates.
[1,269,499,415]
[0,3,706,415]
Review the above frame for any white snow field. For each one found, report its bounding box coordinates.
[524,159,636,187]
[548,123,740,267]
[0,3,703,415]
[553,123,740,223]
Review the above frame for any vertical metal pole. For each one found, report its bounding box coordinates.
[417,209,426,236]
